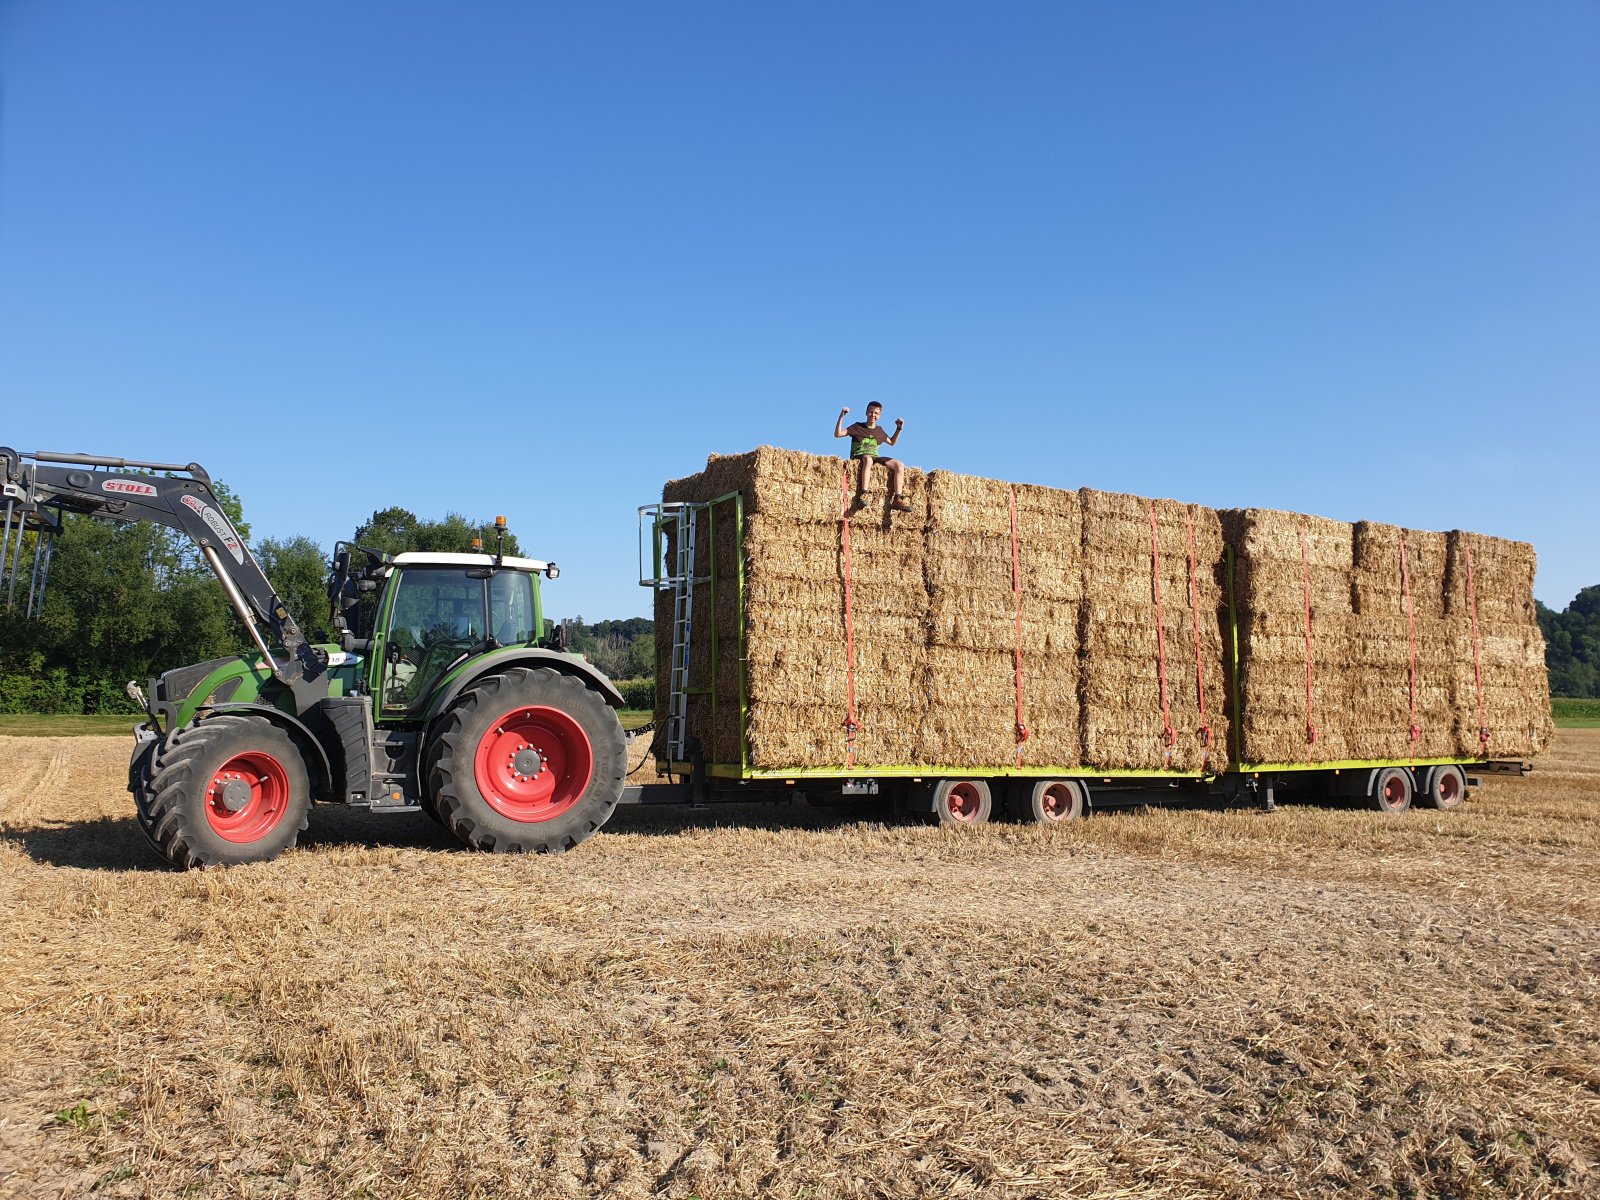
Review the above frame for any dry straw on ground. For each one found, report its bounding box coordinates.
[655,448,1546,773]
[2,731,1597,1199]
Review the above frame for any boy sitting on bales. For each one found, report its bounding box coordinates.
[834,402,911,512]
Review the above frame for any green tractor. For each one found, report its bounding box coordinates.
[1,448,627,868]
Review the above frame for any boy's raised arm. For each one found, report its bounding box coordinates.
[834,407,851,438]
[885,416,904,446]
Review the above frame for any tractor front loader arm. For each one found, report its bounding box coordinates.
[0,448,329,702]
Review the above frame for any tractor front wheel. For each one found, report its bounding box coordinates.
[135,714,312,868]
[428,667,626,854]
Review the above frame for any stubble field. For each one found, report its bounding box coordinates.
[1,730,1596,1199]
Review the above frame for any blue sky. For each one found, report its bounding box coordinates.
[1,1,1595,620]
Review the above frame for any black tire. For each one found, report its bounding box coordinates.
[931,779,992,827]
[428,667,625,853]
[135,714,312,868]
[1372,767,1414,814]
[1010,779,1086,824]
[1422,765,1467,811]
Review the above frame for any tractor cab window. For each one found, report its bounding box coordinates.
[489,570,537,646]
[382,569,484,713]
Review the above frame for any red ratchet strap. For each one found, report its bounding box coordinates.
[1148,503,1177,757]
[1465,544,1490,753]
[1399,534,1421,760]
[1184,510,1212,767]
[1299,526,1318,759]
[1009,487,1029,762]
[838,466,860,769]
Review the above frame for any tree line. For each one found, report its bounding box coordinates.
[0,494,653,714]
[1540,586,1600,698]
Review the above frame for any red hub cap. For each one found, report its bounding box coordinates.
[1383,775,1408,809]
[1438,773,1460,805]
[1041,784,1073,820]
[474,705,593,822]
[946,783,982,822]
[205,752,290,843]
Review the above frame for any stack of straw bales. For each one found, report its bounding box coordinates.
[1222,510,1362,765]
[1443,532,1553,756]
[1079,490,1230,772]
[659,447,930,768]
[1222,512,1552,764]
[655,447,1550,773]
[923,474,1085,768]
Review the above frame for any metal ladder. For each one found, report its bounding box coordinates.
[639,502,707,762]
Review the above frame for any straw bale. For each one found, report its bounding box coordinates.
[1444,531,1538,625]
[925,531,1083,600]
[745,704,922,768]
[1353,523,1448,621]
[1343,611,1458,760]
[1444,620,1553,758]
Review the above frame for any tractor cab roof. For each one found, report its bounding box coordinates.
[390,552,553,574]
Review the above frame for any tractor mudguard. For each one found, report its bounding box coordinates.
[188,703,335,799]
[422,647,626,725]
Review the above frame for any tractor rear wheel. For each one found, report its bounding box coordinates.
[135,714,313,868]
[428,667,625,854]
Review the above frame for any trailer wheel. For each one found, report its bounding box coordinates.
[932,780,991,826]
[1422,765,1467,811]
[134,714,312,868]
[429,667,625,853]
[1372,767,1414,814]
[1012,779,1086,823]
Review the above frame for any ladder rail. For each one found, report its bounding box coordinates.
[668,506,696,760]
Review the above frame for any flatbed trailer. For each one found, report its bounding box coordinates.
[629,492,1534,824]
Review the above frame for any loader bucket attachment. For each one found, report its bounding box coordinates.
[0,448,63,618]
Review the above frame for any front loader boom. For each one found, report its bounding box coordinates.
[0,448,328,702]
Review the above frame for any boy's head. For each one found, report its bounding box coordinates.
[865,402,883,424]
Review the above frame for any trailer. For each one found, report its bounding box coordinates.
[626,452,1546,824]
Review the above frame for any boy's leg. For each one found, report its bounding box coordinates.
[856,456,873,494]
[888,460,912,511]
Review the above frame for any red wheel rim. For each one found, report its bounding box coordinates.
[1438,772,1460,806]
[1040,783,1075,821]
[1382,773,1409,810]
[946,782,982,823]
[473,705,593,823]
[205,751,291,843]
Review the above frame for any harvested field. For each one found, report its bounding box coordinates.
[3,731,1597,1199]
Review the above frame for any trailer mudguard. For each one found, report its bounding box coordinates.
[421,647,626,725]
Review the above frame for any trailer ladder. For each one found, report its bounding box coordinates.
[639,502,708,762]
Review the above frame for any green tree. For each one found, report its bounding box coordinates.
[352,508,523,558]
[1540,586,1600,698]
[258,536,333,640]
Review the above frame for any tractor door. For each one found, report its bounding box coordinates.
[377,568,486,717]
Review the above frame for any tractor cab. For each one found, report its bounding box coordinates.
[329,546,562,719]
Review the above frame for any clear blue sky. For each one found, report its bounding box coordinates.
[2,2,1595,619]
